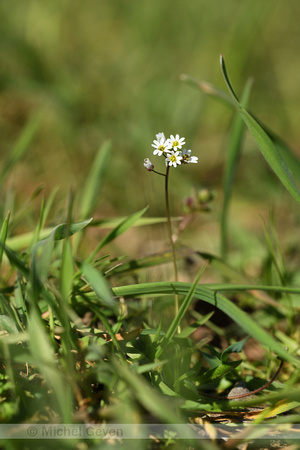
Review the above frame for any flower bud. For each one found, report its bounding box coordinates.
[198,188,215,204]
[144,158,154,171]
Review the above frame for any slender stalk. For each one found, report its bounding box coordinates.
[164,165,179,318]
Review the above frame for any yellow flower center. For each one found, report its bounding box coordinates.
[170,154,177,162]
[173,140,179,147]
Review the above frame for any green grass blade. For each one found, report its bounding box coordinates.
[260,215,285,285]
[14,278,28,327]
[81,261,119,314]
[111,358,183,424]
[221,78,252,258]
[30,197,46,248]
[88,206,149,261]
[0,211,10,265]
[0,113,41,186]
[1,244,30,279]
[0,315,19,334]
[6,216,169,252]
[79,140,111,220]
[107,247,191,277]
[113,281,300,366]
[221,337,248,363]
[156,265,207,359]
[182,71,300,188]
[178,312,214,339]
[92,215,181,228]
[52,218,93,240]
[180,73,233,104]
[220,55,300,204]
[28,309,73,421]
[197,360,242,385]
[30,188,59,248]
[61,238,74,300]
[30,219,92,303]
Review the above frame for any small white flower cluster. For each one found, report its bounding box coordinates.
[144,132,198,171]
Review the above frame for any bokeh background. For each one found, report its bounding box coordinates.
[1,0,300,259]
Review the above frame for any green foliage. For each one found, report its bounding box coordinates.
[220,55,300,204]
[0,54,300,449]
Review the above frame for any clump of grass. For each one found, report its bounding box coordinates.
[0,58,300,449]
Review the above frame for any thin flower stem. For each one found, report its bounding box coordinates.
[152,170,166,177]
[165,164,179,322]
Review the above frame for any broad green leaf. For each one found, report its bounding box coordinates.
[198,360,242,385]
[220,55,300,204]
[112,281,300,366]
[221,337,248,363]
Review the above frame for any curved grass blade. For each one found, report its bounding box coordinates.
[221,78,252,257]
[182,72,300,188]
[112,281,300,367]
[220,55,300,204]
[179,73,232,105]
[6,215,172,252]
[93,215,181,228]
[88,206,148,261]
[107,247,192,277]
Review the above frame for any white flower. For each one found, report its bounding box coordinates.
[144,158,154,171]
[151,136,172,156]
[155,132,166,141]
[166,150,183,168]
[169,134,185,150]
[182,149,198,164]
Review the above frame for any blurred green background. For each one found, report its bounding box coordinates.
[1,0,300,252]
